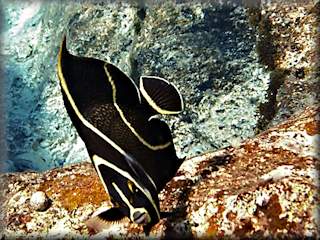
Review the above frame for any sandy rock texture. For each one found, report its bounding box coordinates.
[1,104,318,239]
[249,0,319,130]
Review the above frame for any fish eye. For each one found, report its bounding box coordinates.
[127,180,140,204]
[127,180,134,192]
[127,180,140,194]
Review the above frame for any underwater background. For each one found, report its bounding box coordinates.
[1,0,275,172]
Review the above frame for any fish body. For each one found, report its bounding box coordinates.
[57,36,184,232]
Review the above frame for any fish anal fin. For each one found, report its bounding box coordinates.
[139,76,184,115]
[85,207,127,234]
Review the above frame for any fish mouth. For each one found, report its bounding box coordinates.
[133,210,149,225]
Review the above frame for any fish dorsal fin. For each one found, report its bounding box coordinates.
[60,35,68,57]
[139,76,184,115]
[58,36,114,109]
[104,63,141,105]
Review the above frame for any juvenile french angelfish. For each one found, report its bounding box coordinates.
[56,36,184,233]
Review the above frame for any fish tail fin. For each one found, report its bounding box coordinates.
[139,76,184,115]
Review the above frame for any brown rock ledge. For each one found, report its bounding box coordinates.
[1,105,319,239]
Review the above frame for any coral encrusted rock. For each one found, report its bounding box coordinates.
[1,104,319,239]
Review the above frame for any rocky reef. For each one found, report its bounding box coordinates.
[0,0,319,238]
[1,104,319,239]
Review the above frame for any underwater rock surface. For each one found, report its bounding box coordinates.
[1,104,319,239]
[1,1,88,171]
[1,1,273,171]
[251,1,319,129]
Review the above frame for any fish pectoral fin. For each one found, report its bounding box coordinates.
[85,207,127,233]
[148,117,172,143]
[139,76,184,115]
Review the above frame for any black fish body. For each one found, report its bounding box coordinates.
[57,36,184,232]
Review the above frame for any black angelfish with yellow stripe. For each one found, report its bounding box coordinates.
[57,36,184,233]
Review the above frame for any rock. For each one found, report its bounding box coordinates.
[250,1,319,129]
[29,191,50,211]
[0,104,318,239]
[1,1,88,171]
[132,2,270,157]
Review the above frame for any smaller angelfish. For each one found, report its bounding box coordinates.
[57,36,184,234]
